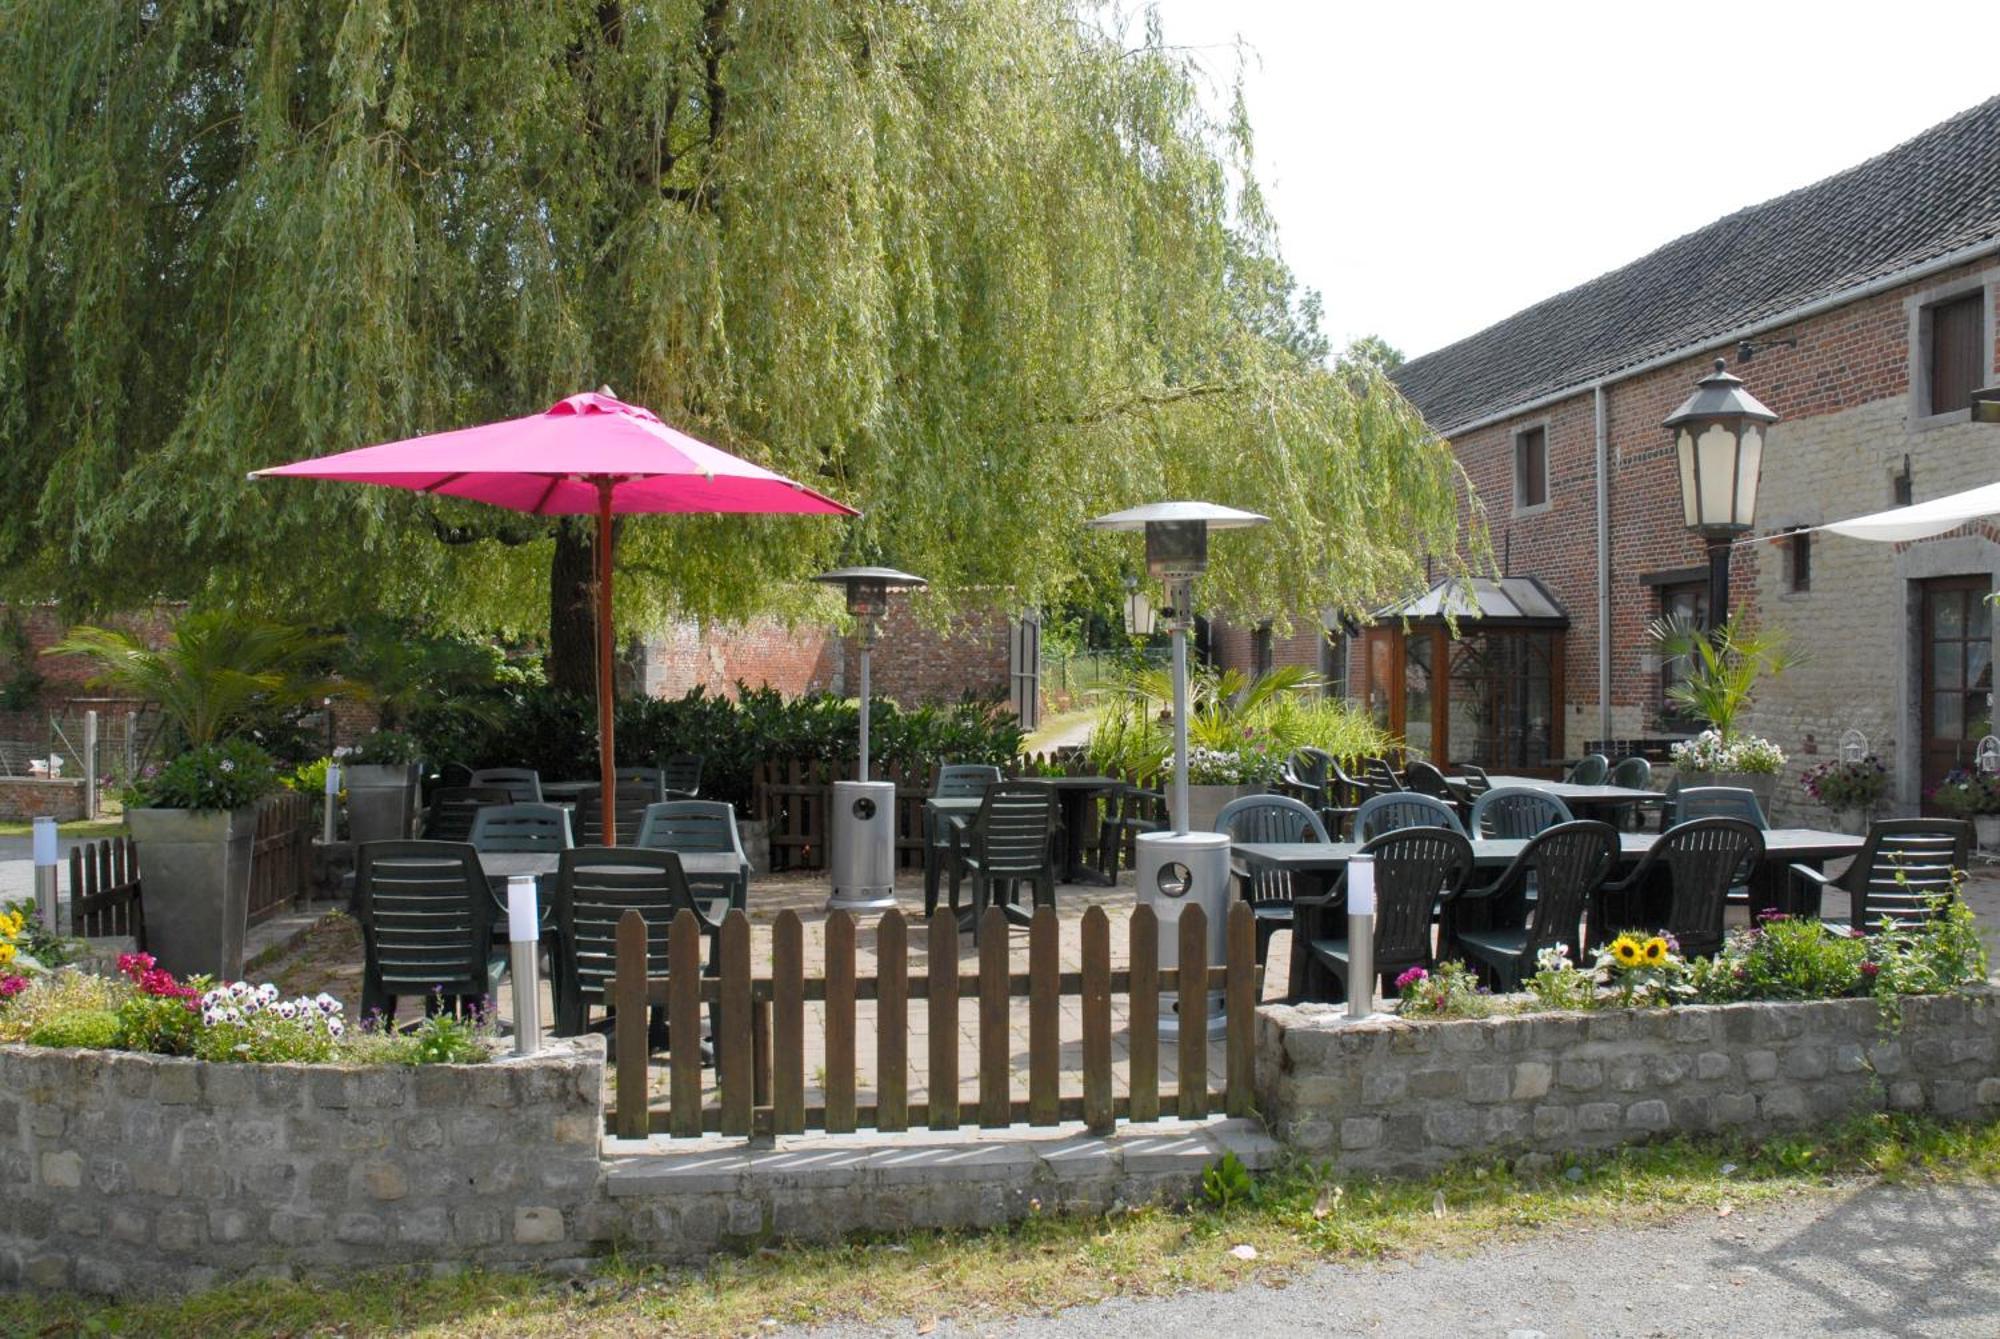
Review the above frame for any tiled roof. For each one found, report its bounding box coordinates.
[1393,96,2000,433]
[1376,575,1569,627]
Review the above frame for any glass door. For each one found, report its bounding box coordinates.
[1920,577,1993,807]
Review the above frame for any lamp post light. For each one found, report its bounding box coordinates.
[813,566,928,911]
[1121,576,1158,638]
[1665,359,1779,628]
[1087,502,1268,1036]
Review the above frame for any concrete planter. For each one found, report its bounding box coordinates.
[1185,783,1258,834]
[123,805,256,980]
[344,762,421,848]
[1681,769,1777,813]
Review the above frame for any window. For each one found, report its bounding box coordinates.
[1786,529,1812,593]
[1251,624,1274,680]
[1926,291,1986,416]
[1657,579,1709,728]
[1320,632,1349,699]
[1514,425,1549,510]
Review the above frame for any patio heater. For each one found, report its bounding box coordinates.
[1087,502,1267,1035]
[814,566,929,911]
[1665,360,1778,628]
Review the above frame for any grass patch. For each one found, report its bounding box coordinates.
[0,818,126,841]
[7,1111,1999,1337]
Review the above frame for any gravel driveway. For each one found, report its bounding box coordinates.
[791,1181,2000,1338]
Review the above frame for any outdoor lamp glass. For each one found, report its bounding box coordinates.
[1664,359,1778,625]
[1122,577,1158,637]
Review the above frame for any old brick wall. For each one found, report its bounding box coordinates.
[0,1037,605,1295]
[1258,990,2000,1175]
[0,779,88,822]
[1436,257,2000,812]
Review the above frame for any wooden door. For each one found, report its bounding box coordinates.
[1920,576,1993,805]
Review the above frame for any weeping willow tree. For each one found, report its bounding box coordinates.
[0,0,1480,693]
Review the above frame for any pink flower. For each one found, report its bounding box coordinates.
[0,975,27,1001]
[1394,965,1429,989]
[1860,961,1880,978]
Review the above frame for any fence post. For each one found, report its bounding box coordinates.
[978,907,1011,1128]
[927,908,959,1131]
[1178,904,1208,1119]
[614,910,649,1139]
[667,909,703,1139]
[82,709,98,820]
[1081,906,1112,1133]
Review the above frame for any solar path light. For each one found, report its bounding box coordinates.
[813,567,929,911]
[1086,502,1267,1035]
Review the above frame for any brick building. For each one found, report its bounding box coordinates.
[1375,96,2000,814]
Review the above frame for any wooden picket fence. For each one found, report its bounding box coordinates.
[610,900,1256,1139]
[68,835,146,948]
[247,790,313,924]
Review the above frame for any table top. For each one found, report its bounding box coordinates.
[1456,775,1662,805]
[477,850,743,879]
[1236,827,1865,872]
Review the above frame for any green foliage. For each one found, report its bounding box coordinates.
[407,683,1022,812]
[0,969,125,1042]
[283,757,332,795]
[46,610,343,752]
[1393,961,1491,1019]
[1646,613,1800,741]
[0,1,1476,647]
[342,617,530,731]
[115,993,202,1057]
[1929,770,2000,816]
[1200,1152,1256,1211]
[27,1008,121,1050]
[1524,947,1598,1012]
[1,897,80,971]
[125,740,280,812]
[344,1007,495,1067]
[0,609,41,710]
[1863,894,1988,1003]
[1690,915,1867,1002]
[345,729,425,767]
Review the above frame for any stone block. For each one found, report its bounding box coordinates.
[1623,1100,1671,1132]
[359,1161,409,1201]
[1932,1080,1974,1116]
[308,1070,355,1110]
[28,1105,63,1138]
[1512,1060,1553,1101]
[108,1208,149,1245]
[73,1256,124,1297]
[1760,1088,1808,1123]
[151,1063,200,1106]
[334,1213,387,1246]
[1532,1105,1572,1140]
[1713,1091,1758,1126]
[1607,1056,1649,1093]
[268,1210,327,1246]
[1889,1080,1926,1111]
[23,1254,71,1290]
[155,1207,207,1254]
[201,1065,257,1106]
[514,1207,566,1245]
[1976,1077,2000,1105]
[1650,1053,1692,1086]
[1672,1094,1713,1130]
[1557,1058,1602,1092]
[131,1158,179,1197]
[1742,1050,1778,1082]
[1438,1023,1487,1053]
[1587,1014,1631,1042]
[1867,1041,1906,1076]
[1695,1051,1732,1081]
[1360,1070,1407,1106]
[1340,1117,1383,1150]
[1575,1102,1620,1132]
[208,1209,258,1245]
[39,1149,82,1189]
[1422,1106,1483,1148]
[86,1155,130,1196]
[1780,1046,1829,1080]
[552,1113,600,1147]
[54,1203,100,1237]
[395,1206,453,1248]
[1465,1065,1511,1104]
[1834,1043,1867,1074]
[452,1206,506,1247]
[1409,1068,1464,1100]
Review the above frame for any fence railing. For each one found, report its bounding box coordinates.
[609,900,1256,1140]
[68,836,145,948]
[247,791,313,924]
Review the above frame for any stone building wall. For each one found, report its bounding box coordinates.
[1258,990,2000,1175]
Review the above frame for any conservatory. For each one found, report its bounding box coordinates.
[1360,576,1569,772]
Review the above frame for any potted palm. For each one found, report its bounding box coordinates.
[1651,613,1800,812]
[48,610,337,978]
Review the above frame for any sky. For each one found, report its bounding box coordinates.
[1144,0,2000,362]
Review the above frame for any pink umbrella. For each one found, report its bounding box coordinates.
[253,390,857,842]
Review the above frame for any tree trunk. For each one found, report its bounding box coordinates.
[547,517,598,697]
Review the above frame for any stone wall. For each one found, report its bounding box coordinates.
[0,779,87,822]
[1257,990,2000,1175]
[0,1037,605,1295]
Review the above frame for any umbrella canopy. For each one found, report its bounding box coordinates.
[253,391,857,841]
[1808,480,2000,544]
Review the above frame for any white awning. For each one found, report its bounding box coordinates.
[1811,480,2000,543]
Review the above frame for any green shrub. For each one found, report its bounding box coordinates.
[346,728,424,767]
[125,740,281,811]
[116,993,202,1056]
[28,1009,122,1049]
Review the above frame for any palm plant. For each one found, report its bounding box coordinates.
[1083,659,1391,773]
[1646,612,1800,740]
[48,610,344,751]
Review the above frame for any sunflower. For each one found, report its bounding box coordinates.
[0,943,14,967]
[1642,937,1669,965]
[1610,935,1643,967]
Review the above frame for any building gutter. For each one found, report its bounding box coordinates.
[1594,383,1611,747]
[1431,236,2000,438]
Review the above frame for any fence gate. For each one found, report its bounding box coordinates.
[609,900,1256,1140]
[1010,612,1041,732]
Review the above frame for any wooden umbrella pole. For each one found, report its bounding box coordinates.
[596,479,618,845]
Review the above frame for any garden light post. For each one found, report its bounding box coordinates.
[813,566,929,911]
[1345,853,1378,1023]
[322,762,341,846]
[1088,502,1268,1036]
[32,816,59,935]
[506,874,542,1056]
[1665,359,1779,629]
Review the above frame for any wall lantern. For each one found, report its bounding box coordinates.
[1664,358,1779,627]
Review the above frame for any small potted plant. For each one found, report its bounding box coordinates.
[1799,754,1889,834]
[1929,769,2000,848]
[342,729,426,848]
[1670,729,1788,811]
[122,740,279,979]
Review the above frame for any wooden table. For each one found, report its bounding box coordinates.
[1237,827,1867,1000]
